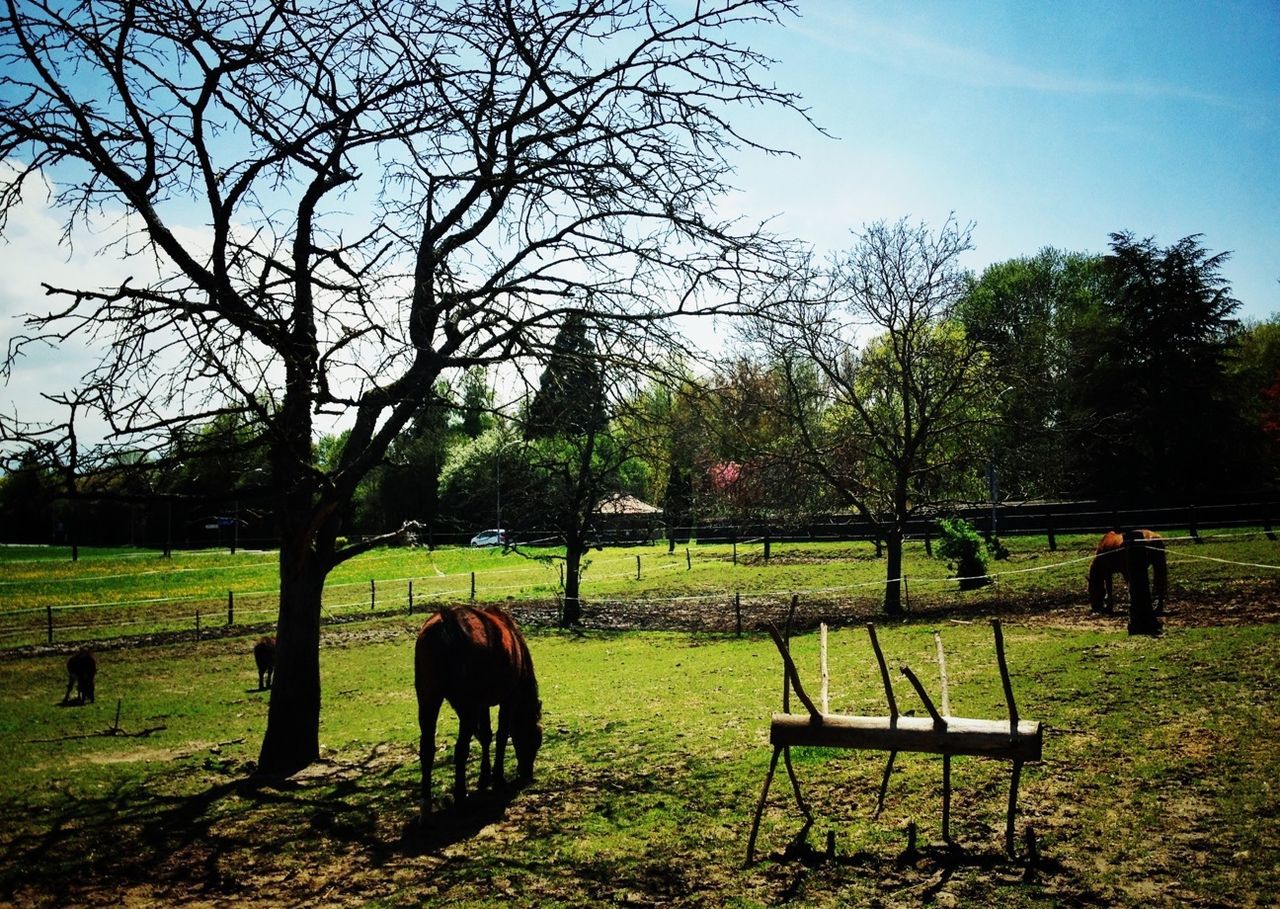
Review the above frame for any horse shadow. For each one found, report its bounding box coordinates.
[398,784,529,854]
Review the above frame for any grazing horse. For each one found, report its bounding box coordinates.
[1089,529,1167,614]
[254,636,276,690]
[414,606,542,820]
[62,649,96,705]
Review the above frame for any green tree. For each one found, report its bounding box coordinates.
[959,249,1106,499]
[1073,233,1240,501]
[524,314,627,626]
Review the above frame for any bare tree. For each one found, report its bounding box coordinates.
[0,0,806,776]
[745,218,998,615]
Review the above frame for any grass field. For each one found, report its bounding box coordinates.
[4,528,1279,646]
[1,533,1279,906]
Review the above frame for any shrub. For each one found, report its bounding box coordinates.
[935,517,991,589]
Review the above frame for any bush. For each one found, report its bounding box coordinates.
[935,517,991,589]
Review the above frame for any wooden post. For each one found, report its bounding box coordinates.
[196,609,201,641]
[924,523,932,557]
[1266,512,1276,542]
[992,620,1019,734]
[470,572,476,601]
[1124,531,1161,636]
[1189,504,1202,543]
[685,547,691,570]
[370,579,376,611]
[820,623,829,716]
[866,624,898,720]
[1045,509,1057,551]
[228,590,234,626]
[764,527,771,564]
[636,554,641,581]
[46,604,53,644]
[735,591,742,637]
[732,539,737,565]
[934,631,951,719]
[408,580,414,615]
[942,753,952,842]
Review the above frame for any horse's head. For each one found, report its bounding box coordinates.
[513,697,543,782]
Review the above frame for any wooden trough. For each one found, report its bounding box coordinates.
[746,619,1043,863]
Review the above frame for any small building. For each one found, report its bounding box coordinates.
[594,493,661,545]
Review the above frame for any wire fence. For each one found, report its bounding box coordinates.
[2,525,1278,651]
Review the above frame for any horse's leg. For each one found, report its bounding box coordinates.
[476,708,494,791]
[62,672,74,705]
[453,708,475,806]
[1104,574,1114,613]
[418,694,442,819]
[495,702,510,789]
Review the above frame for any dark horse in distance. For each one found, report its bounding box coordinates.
[62,649,96,705]
[253,636,276,690]
[414,606,542,820]
[1089,529,1167,614]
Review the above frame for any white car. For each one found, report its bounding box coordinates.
[469,529,509,548]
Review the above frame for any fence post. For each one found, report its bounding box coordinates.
[1189,504,1202,543]
[735,591,742,637]
[409,580,414,615]
[636,554,641,581]
[1266,511,1276,542]
[46,604,53,644]
[228,590,234,626]
[470,572,476,601]
[732,540,737,565]
[370,579,376,611]
[924,522,933,557]
[686,547,691,571]
[1045,509,1057,552]
[764,527,771,564]
[1125,530,1160,636]
[196,609,202,642]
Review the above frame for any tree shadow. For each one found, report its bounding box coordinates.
[0,746,502,904]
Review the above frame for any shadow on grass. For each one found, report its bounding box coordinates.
[0,746,530,904]
[750,820,1108,907]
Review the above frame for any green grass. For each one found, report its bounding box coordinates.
[0,611,1277,906]
[4,528,1280,647]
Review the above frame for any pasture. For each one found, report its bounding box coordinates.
[1,533,1278,906]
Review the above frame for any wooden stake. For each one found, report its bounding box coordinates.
[942,753,952,842]
[934,631,951,718]
[819,623,829,716]
[46,604,53,644]
[866,624,898,721]
[227,590,234,626]
[992,620,1019,733]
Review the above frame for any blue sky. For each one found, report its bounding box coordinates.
[725,0,1279,318]
[1,0,1277,431]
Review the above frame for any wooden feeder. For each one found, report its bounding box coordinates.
[746,619,1043,863]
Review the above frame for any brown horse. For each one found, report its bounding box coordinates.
[414,606,542,819]
[1089,529,1167,614]
[62,649,96,705]
[254,636,276,690]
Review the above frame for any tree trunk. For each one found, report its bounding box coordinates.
[883,530,904,617]
[562,543,584,627]
[256,531,326,777]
